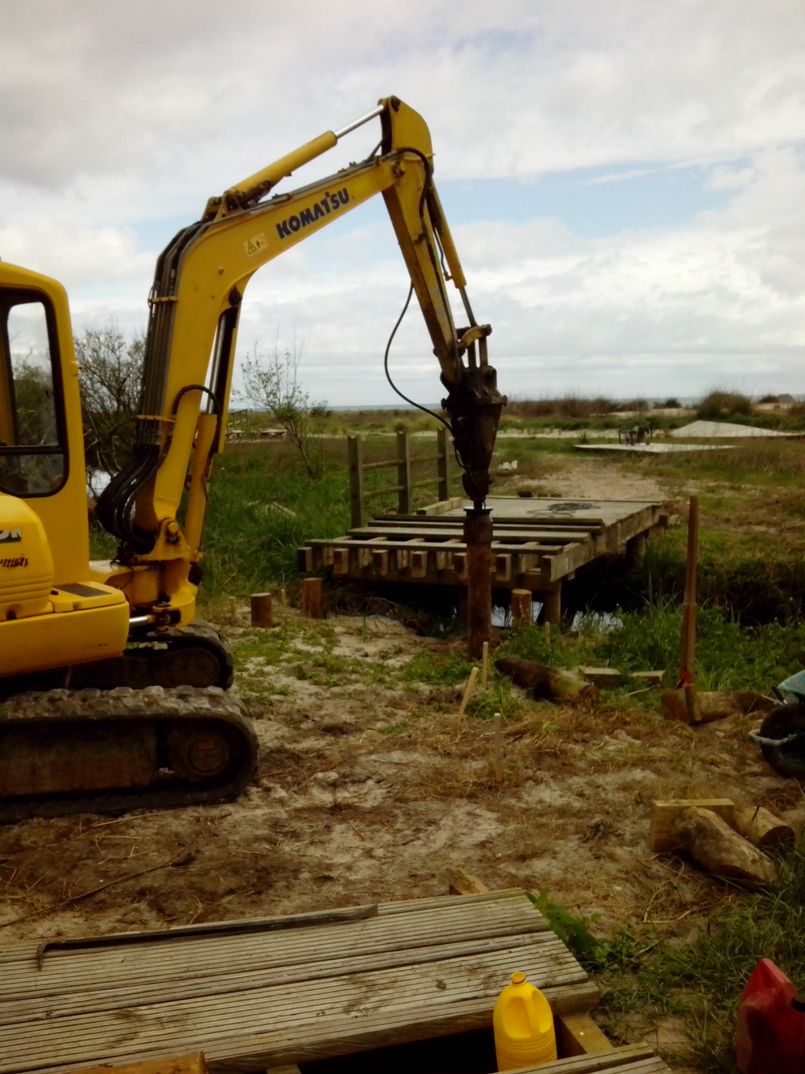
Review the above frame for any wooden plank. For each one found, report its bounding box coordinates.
[0,871,646,1074]
[494,1046,670,1073]
[543,540,602,582]
[16,982,601,1074]
[557,1012,616,1056]
[0,890,545,975]
[24,980,598,1074]
[306,537,572,556]
[650,798,735,852]
[411,551,428,578]
[332,548,350,575]
[0,947,592,1073]
[69,1059,206,1074]
[0,897,549,991]
[371,513,609,531]
[349,524,603,542]
[0,934,560,1024]
[0,891,543,973]
[359,519,605,535]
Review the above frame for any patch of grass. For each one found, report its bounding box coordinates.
[599,843,805,1073]
[400,646,473,687]
[494,599,805,702]
[202,464,350,596]
[536,846,805,1072]
[466,676,526,721]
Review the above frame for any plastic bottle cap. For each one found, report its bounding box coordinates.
[511,971,526,984]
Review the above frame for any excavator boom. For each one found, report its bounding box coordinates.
[97,97,505,614]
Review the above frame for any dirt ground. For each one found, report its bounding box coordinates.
[0,455,802,1068]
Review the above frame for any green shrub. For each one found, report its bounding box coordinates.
[696,389,753,420]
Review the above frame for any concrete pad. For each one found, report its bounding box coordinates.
[575,442,732,453]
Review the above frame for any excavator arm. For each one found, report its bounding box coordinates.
[96,97,505,622]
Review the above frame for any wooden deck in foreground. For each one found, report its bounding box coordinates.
[298,496,667,622]
[0,891,671,1074]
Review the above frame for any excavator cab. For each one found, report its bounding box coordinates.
[0,263,130,681]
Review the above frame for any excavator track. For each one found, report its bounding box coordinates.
[0,685,258,823]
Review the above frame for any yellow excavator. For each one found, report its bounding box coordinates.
[0,97,505,820]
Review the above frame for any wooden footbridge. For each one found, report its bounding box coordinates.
[0,890,673,1074]
[298,495,667,623]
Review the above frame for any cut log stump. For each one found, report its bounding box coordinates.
[496,656,599,705]
[733,805,796,852]
[670,806,778,886]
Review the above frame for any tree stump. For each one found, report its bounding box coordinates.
[250,592,273,629]
[300,577,326,619]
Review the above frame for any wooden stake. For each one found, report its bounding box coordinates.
[300,577,326,619]
[480,641,490,690]
[250,592,273,629]
[493,711,503,784]
[678,496,700,722]
[511,588,532,628]
[457,666,479,719]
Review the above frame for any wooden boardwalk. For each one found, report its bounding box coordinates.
[0,891,671,1074]
[298,496,667,622]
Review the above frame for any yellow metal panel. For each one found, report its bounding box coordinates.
[0,599,129,677]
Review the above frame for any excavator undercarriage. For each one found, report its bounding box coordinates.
[0,625,258,822]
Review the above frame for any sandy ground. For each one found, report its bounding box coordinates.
[0,456,801,1072]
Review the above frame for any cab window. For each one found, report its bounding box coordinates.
[0,292,66,495]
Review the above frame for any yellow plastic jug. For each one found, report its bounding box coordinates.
[493,970,557,1070]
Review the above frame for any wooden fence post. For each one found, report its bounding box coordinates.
[542,585,562,626]
[396,430,411,515]
[348,434,365,528]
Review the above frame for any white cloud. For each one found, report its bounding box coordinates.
[2,0,804,404]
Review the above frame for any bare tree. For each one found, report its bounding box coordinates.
[240,342,326,480]
[74,324,144,489]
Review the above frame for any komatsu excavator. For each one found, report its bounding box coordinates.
[0,97,504,821]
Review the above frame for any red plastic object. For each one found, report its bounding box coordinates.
[735,958,805,1074]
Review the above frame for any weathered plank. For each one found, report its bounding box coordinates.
[0,948,591,1073]
[506,1046,671,1073]
[0,897,553,988]
[0,891,602,1074]
[69,1059,206,1074]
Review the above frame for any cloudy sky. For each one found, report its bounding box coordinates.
[3,0,805,407]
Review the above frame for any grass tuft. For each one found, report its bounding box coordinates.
[598,843,805,1073]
